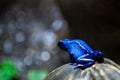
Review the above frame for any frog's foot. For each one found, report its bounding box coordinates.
[70,63,78,66]
[74,58,95,69]
[74,61,95,70]
[70,63,89,69]
[74,64,86,69]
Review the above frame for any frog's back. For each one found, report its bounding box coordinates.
[72,40,94,53]
[68,40,89,58]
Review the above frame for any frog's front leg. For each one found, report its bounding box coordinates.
[75,57,95,69]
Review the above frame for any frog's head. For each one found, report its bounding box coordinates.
[94,50,104,63]
[58,39,71,51]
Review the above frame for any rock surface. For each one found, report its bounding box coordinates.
[46,58,120,80]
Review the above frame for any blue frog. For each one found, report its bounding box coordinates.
[58,39,104,69]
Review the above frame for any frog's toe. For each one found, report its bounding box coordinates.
[74,64,86,69]
[70,63,78,66]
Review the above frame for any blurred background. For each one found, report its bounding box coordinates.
[0,0,120,80]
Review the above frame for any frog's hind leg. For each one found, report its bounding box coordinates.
[75,58,95,69]
[75,61,95,69]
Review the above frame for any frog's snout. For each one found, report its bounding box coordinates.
[58,39,70,51]
[58,40,63,47]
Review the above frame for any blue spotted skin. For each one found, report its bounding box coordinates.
[58,39,104,69]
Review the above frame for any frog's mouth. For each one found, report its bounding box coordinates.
[58,40,67,51]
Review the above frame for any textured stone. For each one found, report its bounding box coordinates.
[46,58,120,80]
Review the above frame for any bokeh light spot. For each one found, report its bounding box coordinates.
[3,40,13,53]
[40,51,51,61]
[15,32,25,42]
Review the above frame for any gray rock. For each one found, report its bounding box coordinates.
[46,58,120,80]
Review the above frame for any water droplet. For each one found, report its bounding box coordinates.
[29,27,44,47]
[43,31,56,49]
[40,51,51,61]
[15,32,25,42]
[51,20,63,31]
[3,40,13,53]
[24,56,33,66]
[16,60,25,72]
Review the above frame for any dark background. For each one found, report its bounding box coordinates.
[57,0,120,63]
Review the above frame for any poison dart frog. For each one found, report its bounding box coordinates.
[58,39,104,69]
